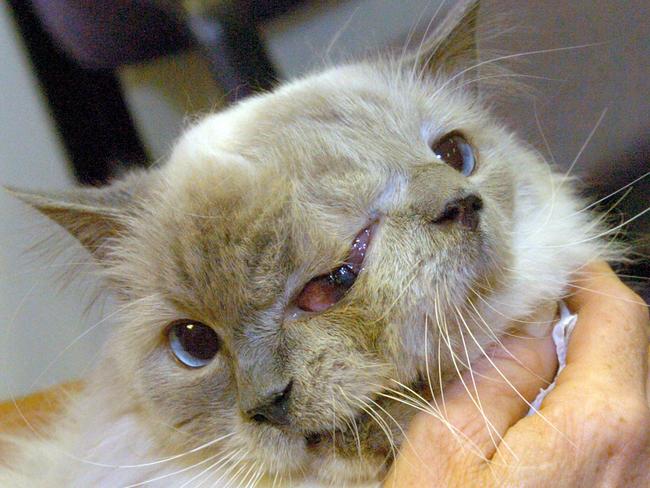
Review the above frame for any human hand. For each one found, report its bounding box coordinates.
[384,261,650,487]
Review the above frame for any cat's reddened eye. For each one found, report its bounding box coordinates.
[167,320,220,368]
[296,265,358,313]
[295,224,375,313]
[431,132,476,176]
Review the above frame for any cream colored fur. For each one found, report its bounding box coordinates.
[2,1,615,486]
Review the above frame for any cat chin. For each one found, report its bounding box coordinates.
[237,423,310,476]
[234,377,427,485]
[239,416,391,485]
[309,456,384,487]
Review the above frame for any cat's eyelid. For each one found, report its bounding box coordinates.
[292,220,379,313]
[421,121,446,147]
[421,122,475,150]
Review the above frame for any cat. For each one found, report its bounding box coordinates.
[0,0,617,486]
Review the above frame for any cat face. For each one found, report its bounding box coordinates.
[14,0,606,484]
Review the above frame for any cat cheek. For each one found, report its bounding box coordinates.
[295,279,343,312]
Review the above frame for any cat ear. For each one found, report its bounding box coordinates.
[6,171,148,259]
[409,0,480,79]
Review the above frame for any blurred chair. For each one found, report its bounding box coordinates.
[6,0,306,184]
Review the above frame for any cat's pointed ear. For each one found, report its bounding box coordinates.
[409,0,480,79]
[6,171,149,259]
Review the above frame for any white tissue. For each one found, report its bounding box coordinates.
[527,302,577,416]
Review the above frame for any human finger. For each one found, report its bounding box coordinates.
[555,261,649,402]
[383,330,557,486]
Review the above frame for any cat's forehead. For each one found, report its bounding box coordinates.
[165,63,474,183]
[152,63,490,271]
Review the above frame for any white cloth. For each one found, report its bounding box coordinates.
[527,302,577,416]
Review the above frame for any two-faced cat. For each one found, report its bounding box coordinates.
[1,1,617,486]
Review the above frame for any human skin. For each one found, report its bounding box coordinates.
[384,262,650,487]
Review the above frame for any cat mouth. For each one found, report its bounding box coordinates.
[303,410,372,449]
[304,425,345,448]
[302,376,430,452]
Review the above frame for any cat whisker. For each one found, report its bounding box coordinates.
[531,205,650,250]
[465,297,552,384]
[231,459,258,488]
[423,311,446,418]
[466,299,514,343]
[527,101,569,242]
[456,310,576,448]
[381,380,438,417]
[363,394,415,464]
[117,433,237,473]
[373,388,488,462]
[270,469,280,488]
[373,386,450,431]
[373,389,431,417]
[350,413,363,465]
[571,185,633,235]
[433,290,450,420]
[323,4,362,63]
[358,401,403,469]
[330,391,338,463]
[568,171,650,218]
[4,292,205,473]
[245,464,265,488]
[338,388,398,463]
[124,447,232,487]
[209,450,249,488]
[468,285,560,326]
[433,290,503,459]
[560,107,609,187]
[554,278,648,308]
[454,305,584,473]
[331,388,381,477]
[429,291,501,461]
[573,271,650,282]
[409,0,450,82]
[450,72,566,95]
[533,98,559,167]
[399,0,444,73]
[29,294,159,393]
[339,400,364,464]
[435,300,472,371]
[454,304,518,460]
[430,42,607,97]
[217,463,247,488]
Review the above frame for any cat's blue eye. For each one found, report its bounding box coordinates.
[431,132,476,176]
[168,320,220,368]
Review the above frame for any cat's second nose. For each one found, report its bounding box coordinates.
[432,194,483,231]
[245,381,293,426]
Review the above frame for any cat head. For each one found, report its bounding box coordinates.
[12,0,606,483]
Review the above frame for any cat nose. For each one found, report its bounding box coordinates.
[244,381,293,426]
[433,194,483,231]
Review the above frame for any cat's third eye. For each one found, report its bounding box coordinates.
[295,222,376,312]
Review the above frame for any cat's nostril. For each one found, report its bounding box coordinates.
[245,381,293,426]
[433,194,483,231]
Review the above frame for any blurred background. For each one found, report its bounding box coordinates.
[1,0,648,400]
